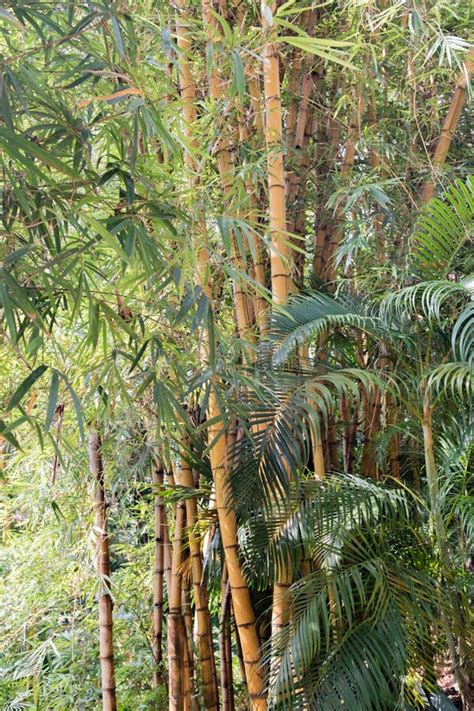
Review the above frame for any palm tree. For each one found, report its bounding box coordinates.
[235,177,473,708]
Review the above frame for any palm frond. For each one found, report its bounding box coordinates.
[452,301,474,364]
[271,293,390,365]
[428,362,473,399]
[231,369,385,516]
[381,280,470,324]
[410,176,474,278]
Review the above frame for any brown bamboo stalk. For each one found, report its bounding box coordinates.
[385,390,400,480]
[341,395,358,475]
[220,568,235,711]
[286,51,304,147]
[421,52,473,204]
[88,428,117,711]
[287,74,317,288]
[322,92,364,285]
[325,417,339,471]
[182,621,192,711]
[360,386,382,479]
[163,471,173,596]
[182,572,196,711]
[180,445,219,710]
[313,112,340,280]
[368,90,385,251]
[152,461,165,687]
[168,494,187,711]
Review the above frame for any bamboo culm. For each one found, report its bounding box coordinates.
[88,429,117,711]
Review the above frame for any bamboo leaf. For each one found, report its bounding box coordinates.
[0,128,79,178]
[59,373,84,442]
[280,36,358,70]
[81,214,132,263]
[45,370,60,432]
[0,7,24,31]
[110,15,125,58]
[6,365,48,412]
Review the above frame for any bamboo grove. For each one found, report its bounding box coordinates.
[0,1,472,710]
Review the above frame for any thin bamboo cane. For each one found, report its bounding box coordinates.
[368,90,385,251]
[233,614,248,701]
[163,472,173,596]
[341,394,358,475]
[360,386,382,479]
[88,429,117,711]
[152,461,165,687]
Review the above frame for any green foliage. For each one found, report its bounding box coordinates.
[0,2,472,710]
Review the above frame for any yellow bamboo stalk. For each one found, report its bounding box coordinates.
[175,4,265,705]
[208,389,266,709]
[421,52,473,204]
[232,3,268,334]
[174,0,212,305]
[202,0,254,345]
[261,0,292,304]
[88,429,117,711]
[261,0,299,666]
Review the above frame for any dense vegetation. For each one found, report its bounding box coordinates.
[0,1,472,709]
